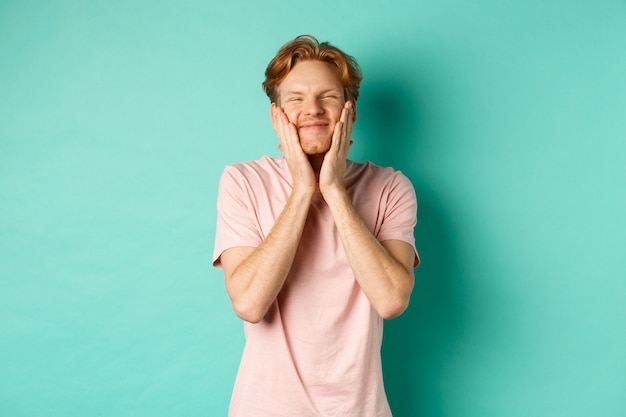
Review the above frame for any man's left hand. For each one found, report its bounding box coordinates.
[319,101,355,196]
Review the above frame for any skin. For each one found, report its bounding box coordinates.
[221,60,415,323]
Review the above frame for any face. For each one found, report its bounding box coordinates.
[275,60,347,155]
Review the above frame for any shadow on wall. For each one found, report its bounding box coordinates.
[356,71,466,417]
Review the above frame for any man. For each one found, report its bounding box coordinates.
[213,35,419,417]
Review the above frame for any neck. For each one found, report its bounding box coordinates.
[308,154,324,178]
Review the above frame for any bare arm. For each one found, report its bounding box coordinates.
[221,104,316,323]
[323,188,415,319]
[221,189,313,323]
[320,102,415,319]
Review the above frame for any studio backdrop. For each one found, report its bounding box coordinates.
[1,1,625,416]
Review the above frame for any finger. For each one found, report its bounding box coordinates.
[346,102,354,137]
[345,112,352,139]
[275,107,293,142]
[340,103,349,125]
[345,102,354,133]
[337,105,352,150]
[279,109,297,139]
[330,121,344,152]
[341,103,353,133]
[274,107,304,159]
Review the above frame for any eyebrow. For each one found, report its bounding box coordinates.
[283,88,343,97]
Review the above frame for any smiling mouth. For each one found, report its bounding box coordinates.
[300,121,328,129]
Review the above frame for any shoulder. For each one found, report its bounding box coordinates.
[221,156,289,183]
[224,155,285,175]
[345,160,413,188]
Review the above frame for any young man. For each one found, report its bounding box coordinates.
[213,35,419,417]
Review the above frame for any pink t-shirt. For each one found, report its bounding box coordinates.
[213,156,418,417]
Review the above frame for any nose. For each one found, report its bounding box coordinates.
[303,97,324,116]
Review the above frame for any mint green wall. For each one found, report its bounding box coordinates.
[1,1,624,416]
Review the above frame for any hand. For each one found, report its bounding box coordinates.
[271,103,317,194]
[319,101,355,196]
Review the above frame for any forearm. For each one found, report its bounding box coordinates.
[323,187,414,319]
[224,189,314,323]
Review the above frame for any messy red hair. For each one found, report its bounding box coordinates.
[262,35,362,104]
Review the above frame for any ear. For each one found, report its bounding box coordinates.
[270,102,277,130]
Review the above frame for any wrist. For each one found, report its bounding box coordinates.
[320,183,348,204]
[291,183,317,201]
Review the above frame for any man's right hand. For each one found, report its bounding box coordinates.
[271,103,317,195]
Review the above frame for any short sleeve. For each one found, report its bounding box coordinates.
[212,165,264,268]
[377,172,420,267]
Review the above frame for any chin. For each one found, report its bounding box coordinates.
[300,135,332,155]
[302,143,331,156]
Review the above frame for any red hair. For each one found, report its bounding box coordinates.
[262,35,362,103]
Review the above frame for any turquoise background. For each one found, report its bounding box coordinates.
[1,0,625,416]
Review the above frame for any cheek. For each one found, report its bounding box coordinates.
[283,109,299,124]
[331,104,345,119]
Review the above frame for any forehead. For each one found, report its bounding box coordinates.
[279,60,343,94]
